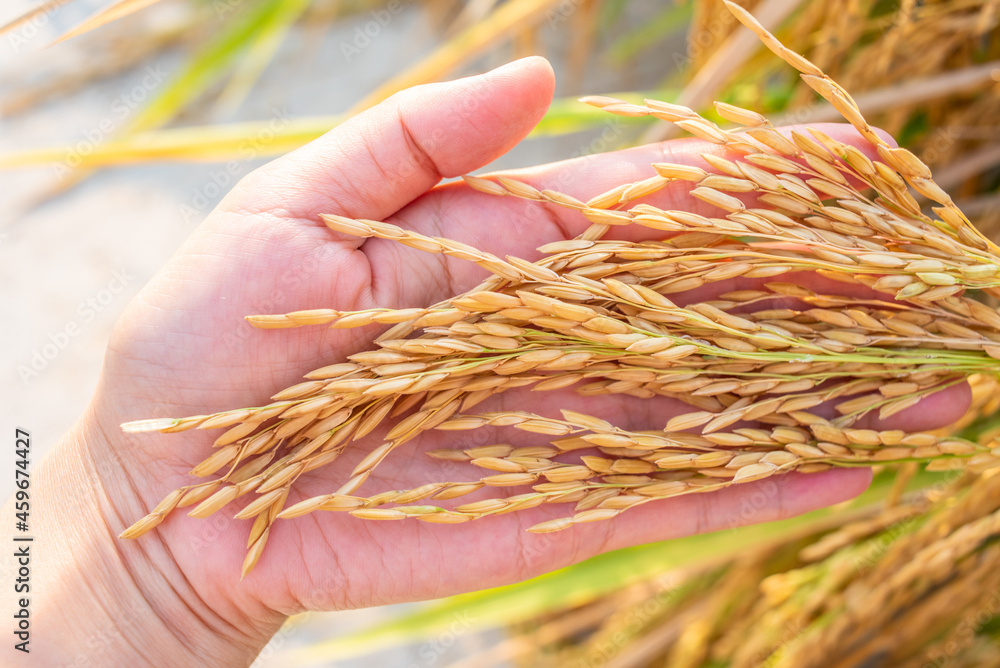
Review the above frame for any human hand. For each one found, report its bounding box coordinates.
[22,57,970,666]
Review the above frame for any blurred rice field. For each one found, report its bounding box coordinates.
[4,0,1000,665]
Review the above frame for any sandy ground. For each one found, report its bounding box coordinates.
[0,1,680,664]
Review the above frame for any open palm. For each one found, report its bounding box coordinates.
[79,57,969,657]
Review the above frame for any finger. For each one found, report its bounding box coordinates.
[272,467,871,608]
[563,468,873,558]
[368,123,894,308]
[469,469,873,591]
[356,381,969,492]
[216,56,556,230]
[671,270,888,308]
[487,122,896,242]
[472,377,971,436]
[749,375,971,433]
[125,57,556,408]
[852,382,971,432]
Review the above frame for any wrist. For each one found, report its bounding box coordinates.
[4,412,283,666]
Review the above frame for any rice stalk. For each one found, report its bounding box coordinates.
[118,1,1000,577]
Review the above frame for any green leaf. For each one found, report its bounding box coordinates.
[0,114,340,168]
[211,0,313,117]
[126,0,305,133]
[0,92,672,169]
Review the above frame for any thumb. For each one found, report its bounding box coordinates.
[218,56,556,225]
